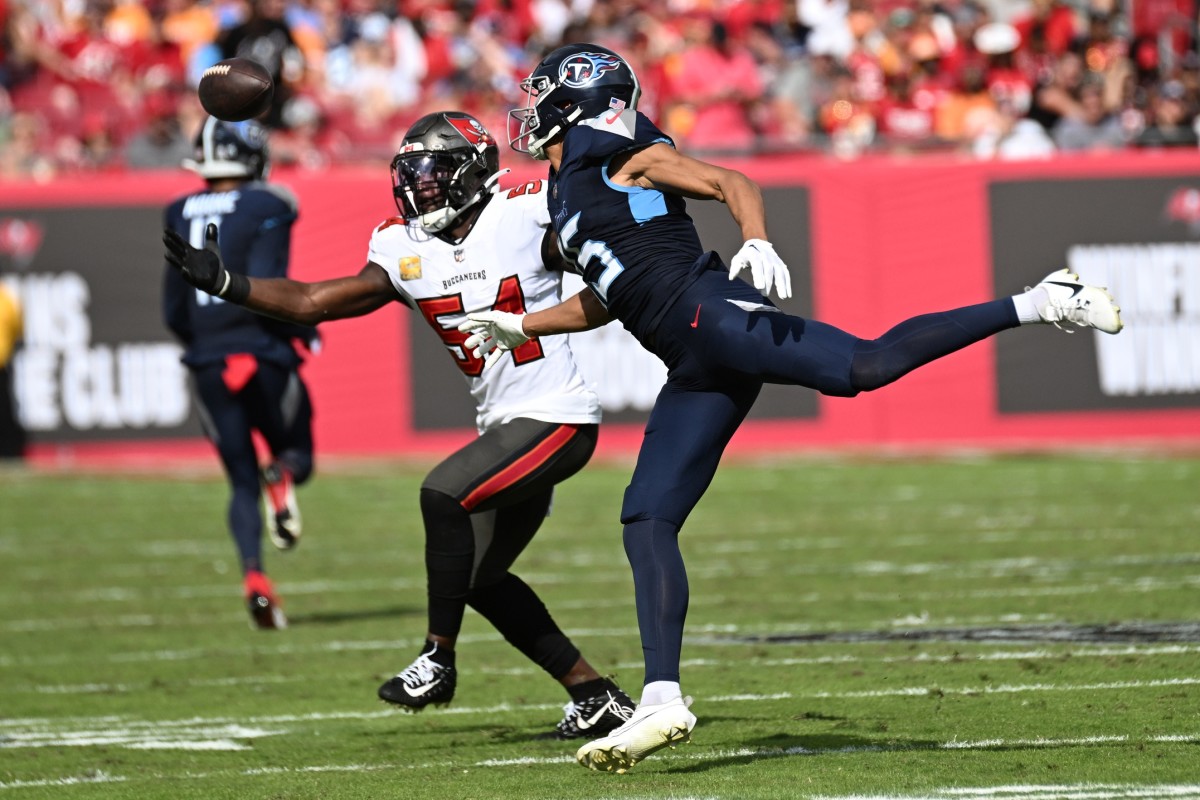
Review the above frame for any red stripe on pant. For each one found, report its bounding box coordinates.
[461,424,577,511]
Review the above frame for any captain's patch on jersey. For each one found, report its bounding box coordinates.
[399,256,422,280]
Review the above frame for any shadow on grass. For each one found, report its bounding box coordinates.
[663,732,933,774]
[287,604,421,625]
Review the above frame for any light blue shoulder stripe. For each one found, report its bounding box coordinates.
[600,138,672,224]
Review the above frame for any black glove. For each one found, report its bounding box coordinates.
[162,223,249,303]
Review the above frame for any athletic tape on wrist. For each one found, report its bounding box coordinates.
[219,272,251,304]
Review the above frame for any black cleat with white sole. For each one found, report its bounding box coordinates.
[550,681,636,740]
[378,651,456,711]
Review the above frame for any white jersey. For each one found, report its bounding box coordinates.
[368,181,601,433]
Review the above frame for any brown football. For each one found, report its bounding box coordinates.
[198,58,274,122]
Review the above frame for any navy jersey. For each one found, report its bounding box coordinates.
[548,110,706,340]
[163,182,314,368]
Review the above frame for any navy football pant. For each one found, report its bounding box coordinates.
[622,270,1020,684]
[192,358,313,575]
[420,418,598,679]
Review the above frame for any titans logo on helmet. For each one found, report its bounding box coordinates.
[558,52,622,88]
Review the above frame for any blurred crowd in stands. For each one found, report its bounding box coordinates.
[2,0,1199,180]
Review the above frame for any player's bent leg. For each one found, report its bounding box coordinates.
[468,495,572,680]
[468,570,638,738]
[260,462,302,550]
[468,571,578,675]
[383,421,598,711]
[471,484,635,738]
[576,696,696,773]
[422,420,599,641]
[249,366,314,551]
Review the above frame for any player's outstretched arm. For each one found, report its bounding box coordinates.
[459,287,611,367]
[611,143,792,300]
[526,287,611,336]
[163,223,397,324]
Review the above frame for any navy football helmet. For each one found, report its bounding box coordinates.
[509,43,641,160]
[183,116,269,180]
[391,111,502,233]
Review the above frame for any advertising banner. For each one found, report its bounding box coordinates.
[1,207,196,443]
[991,176,1200,412]
[3,151,1198,464]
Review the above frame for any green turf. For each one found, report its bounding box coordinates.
[2,454,1199,799]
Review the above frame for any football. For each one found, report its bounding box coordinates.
[198,58,274,122]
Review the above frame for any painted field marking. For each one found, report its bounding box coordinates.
[0,771,126,790]
[3,736,1198,790]
[807,676,1200,700]
[6,551,1200,608]
[815,783,1200,800]
[4,738,1195,796]
[8,572,1194,636]
[0,723,285,751]
[4,616,1197,673]
[4,682,1199,744]
[16,643,1200,696]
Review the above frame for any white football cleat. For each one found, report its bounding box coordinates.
[1032,268,1123,334]
[575,696,696,774]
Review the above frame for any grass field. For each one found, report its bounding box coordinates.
[2,453,1199,799]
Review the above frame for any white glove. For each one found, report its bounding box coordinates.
[458,311,530,368]
[729,239,792,300]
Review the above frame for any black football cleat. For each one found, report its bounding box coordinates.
[550,680,637,740]
[378,649,457,711]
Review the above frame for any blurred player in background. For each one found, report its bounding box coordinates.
[162,117,317,630]
[460,42,1126,773]
[163,111,637,740]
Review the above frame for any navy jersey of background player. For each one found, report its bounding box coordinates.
[549,109,706,340]
[163,182,312,367]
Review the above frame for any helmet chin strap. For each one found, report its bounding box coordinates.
[528,107,582,160]
[528,134,554,161]
[482,168,511,192]
[418,169,510,233]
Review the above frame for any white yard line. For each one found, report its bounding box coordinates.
[4,737,1199,792]
[5,574,1197,635]
[807,676,1200,700]
[815,784,1200,800]
[0,724,284,751]
[4,682,1199,738]
[6,552,1200,609]
[0,772,126,790]
[17,643,1200,696]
